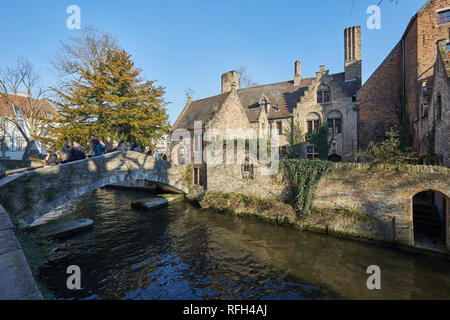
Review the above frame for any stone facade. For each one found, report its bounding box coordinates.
[294,65,359,161]
[207,162,450,249]
[359,0,450,160]
[171,26,362,186]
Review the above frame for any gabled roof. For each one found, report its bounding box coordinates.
[437,40,450,79]
[0,94,57,118]
[173,71,360,129]
[238,79,313,122]
[172,92,229,130]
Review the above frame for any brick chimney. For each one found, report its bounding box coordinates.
[221,71,239,94]
[294,61,301,85]
[344,26,362,86]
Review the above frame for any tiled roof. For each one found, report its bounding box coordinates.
[0,94,57,118]
[172,92,229,130]
[173,72,359,129]
[238,79,313,122]
[437,40,450,79]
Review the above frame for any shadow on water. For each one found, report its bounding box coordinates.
[39,188,450,300]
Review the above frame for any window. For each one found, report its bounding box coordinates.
[280,146,289,158]
[306,145,320,160]
[276,121,282,135]
[327,111,343,134]
[317,89,330,104]
[194,134,202,152]
[242,158,254,179]
[13,105,24,128]
[438,10,450,24]
[193,167,203,186]
[307,113,321,135]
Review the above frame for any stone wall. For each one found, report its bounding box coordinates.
[294,66,359,161]
[0,151,187,226]
[207,162,450,248]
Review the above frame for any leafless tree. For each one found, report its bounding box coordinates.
[238,67,258,88]
[0,59,51,160]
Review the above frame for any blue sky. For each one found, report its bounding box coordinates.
[0,0,426,124]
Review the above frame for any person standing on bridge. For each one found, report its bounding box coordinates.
[61,141,72,163]
[104,137,114,153]
[71,141,86,161]
[88,135,99,158]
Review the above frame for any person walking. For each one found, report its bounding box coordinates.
[60,141,72,163]
[71,141,86,161]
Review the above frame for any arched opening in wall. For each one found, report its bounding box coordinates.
[328,154,342,162]
[413,190,447,249]
[170,143,187,165]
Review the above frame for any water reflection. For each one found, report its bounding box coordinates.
[39,189,450,300]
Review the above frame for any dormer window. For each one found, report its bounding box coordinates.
[438,9,450,24]
[317,85,330,104]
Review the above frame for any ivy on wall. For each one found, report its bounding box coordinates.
[306,124,333,161]
[280,159,333,216]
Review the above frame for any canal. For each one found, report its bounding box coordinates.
[39,188,450,300]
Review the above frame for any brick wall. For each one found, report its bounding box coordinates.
[358,44,403,149]
[359,0,450,151]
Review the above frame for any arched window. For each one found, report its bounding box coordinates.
[317,84,330,104]
[306,112,321,135]
[327,110,343,134]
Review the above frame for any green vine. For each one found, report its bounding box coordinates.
[185,164,191,190]
[306,123,333,160]
[280,159,333,216]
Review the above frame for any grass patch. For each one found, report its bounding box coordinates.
[200,192,296,225]
[14,228,56,300]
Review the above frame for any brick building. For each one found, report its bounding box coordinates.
[171,26,361,187]
[359,0,450,166]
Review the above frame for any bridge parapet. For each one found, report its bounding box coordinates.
[0,151,187,226]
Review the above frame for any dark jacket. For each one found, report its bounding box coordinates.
[95,143,104,156]
[46,153,57,166]
[88,139,99,157]
[61,145,72,163]
[71,146,86,161]
[104,141,113,153]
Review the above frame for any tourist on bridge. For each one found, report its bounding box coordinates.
[71,142,86,161]
[95,141,105,156]
[45,151,57,166]
[88,135,100,158]
[61,141,72,163]
[104,137,114,153]
[131,142,141,152]
[154,148,159,160]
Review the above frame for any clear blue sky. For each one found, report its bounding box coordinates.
[0,0,426,124]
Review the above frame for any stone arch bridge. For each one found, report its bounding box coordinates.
[0,151,188,226]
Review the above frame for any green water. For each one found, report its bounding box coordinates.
[39,188,450,300]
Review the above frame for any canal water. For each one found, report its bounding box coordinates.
[39,188,450,300]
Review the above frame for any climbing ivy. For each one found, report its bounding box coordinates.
[280,159,333,216]
[306,123,333,161]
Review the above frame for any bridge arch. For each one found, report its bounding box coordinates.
[0,151,188,226]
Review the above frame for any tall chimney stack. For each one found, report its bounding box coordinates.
[344,26,362,86]
[294,61,301,85]
[221,71,240,94]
